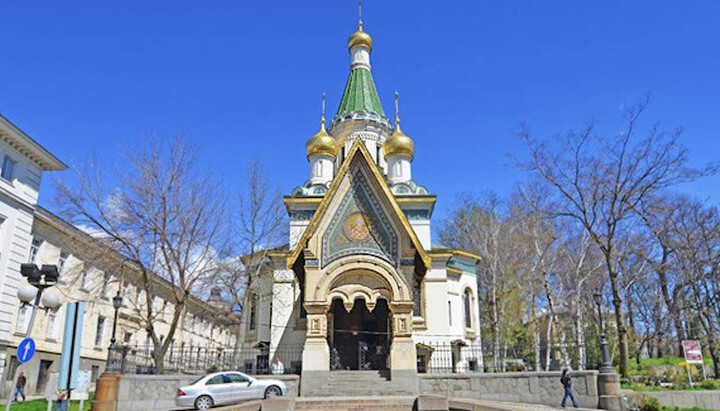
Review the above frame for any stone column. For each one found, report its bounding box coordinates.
[597,371,622,410]
[389,302,419,394]
[300,302,330,395]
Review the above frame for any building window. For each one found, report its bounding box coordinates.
[464,290,472,329]
[123,332,133,344]
[15,306,28,333]
[5,357,19,381]
[1,155,16,181]
[122,280,131,299]
[249,293,257,330]
[29,239,42,263]
[101,274,111,298]
[80,267,91,290]
[94,316,106,347]
[136,289,145,307]
[412,281,422,316]
[57,252,68,276]
[448,301,452,326]
[91,365,99,383]
[161,300,168,322]
[46,309,59,340]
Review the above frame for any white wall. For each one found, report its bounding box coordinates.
[0,138,43,388]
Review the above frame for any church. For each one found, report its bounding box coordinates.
[241,12,483,394]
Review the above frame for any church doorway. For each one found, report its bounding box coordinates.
[329,298,390,371]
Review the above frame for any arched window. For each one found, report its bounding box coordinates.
[413,280,422,316]
[249,293,257,330]
[464,289,472,329]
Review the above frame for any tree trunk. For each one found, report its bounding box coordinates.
[608,266,630,377]
[545,315,554,371]
[532,300,541,371]
[576,301,586,370]
[658,268,685,356]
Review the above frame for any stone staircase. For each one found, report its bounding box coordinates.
[294,396,417,410]
[306,370,417,397]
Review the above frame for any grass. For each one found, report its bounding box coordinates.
[627,356,714,376]
[6,393,93,411]
[663,408,715,411]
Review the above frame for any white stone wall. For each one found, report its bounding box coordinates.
[0,137,44,391]
[309,154,334,185]
[1,211,237,394]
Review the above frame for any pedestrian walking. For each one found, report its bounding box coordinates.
[53,389,68,411]
[271,355,285,375]
[560,368,579,408]
[12,371,26,402]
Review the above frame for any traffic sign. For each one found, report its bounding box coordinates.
[17,338,35,363]
[682,340,704,364]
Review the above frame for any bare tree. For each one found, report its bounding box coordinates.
[672,198,720,378]
[223,160,286,362]
[55,137,227,373]
[638,195,689,356]
[519,97,710,377]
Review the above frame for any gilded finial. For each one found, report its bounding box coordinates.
[383,90,414,160]
[306,92,338,159]
[321,92,326,126]
[394,91,400,126]
[358,0,363,30]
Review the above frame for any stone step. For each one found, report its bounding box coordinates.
[293,396,416,411]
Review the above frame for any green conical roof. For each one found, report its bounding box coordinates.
[335,67,386,119]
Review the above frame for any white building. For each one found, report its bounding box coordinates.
[0,114,238,396]
[240,17,483,394]
[0,114,66,395]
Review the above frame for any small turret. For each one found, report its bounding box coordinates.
[383,92,414,184]
[305,93,337,186]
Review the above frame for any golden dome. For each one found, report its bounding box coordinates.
[306,119,338,159]
[383,121,414,160]
[348,25,373,51]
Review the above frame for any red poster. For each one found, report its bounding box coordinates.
[682,340,704,364]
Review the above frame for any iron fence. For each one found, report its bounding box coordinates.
[416,341,599,374]
[108,344,304,375]
[106,340,598,376]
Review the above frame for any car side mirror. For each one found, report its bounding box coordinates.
[246,379,252,386]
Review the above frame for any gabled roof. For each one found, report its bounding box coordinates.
[334,68,386,120]
[0,114,66,171]
[287,139,431,270]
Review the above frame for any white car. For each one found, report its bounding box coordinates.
[176,371,287,410]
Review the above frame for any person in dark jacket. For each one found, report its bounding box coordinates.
[13,371,26,402]
[560,368,579,408]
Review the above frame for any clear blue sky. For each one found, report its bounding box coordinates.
[2,1,719,224]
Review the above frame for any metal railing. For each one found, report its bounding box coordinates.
[108,344,304,375]
[416,341,598,374]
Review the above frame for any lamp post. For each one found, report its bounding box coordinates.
[593,289,614,374]
[5,264,61,411]
[106,291,123,371]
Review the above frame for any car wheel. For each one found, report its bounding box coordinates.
[195,395,214,410]
[264,386,282,398]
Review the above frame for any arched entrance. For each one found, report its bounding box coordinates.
[329,298,390,370]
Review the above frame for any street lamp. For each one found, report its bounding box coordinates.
[5,264,60,411]
[106,290,123,371]
[593,289,613,373]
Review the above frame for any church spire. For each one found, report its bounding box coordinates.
[335,1,385,121]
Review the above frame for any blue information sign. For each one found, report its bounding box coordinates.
[17,338,35,363]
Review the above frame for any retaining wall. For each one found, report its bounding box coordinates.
[420,371,600,409]
[629,390,720,410]
[112,374,299,411]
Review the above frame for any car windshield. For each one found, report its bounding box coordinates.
[189,376,205,386]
